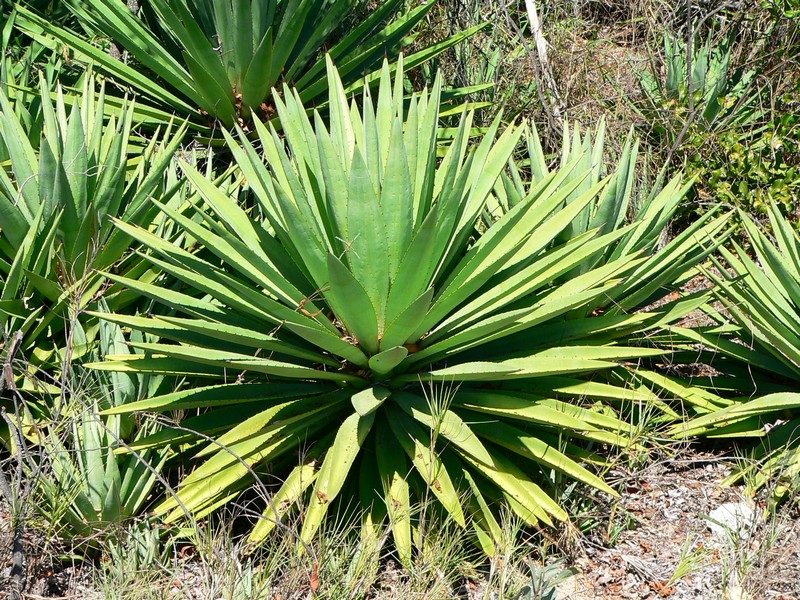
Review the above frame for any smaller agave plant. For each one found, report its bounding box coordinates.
[633,30,762,141]
[93,58,726,559]
[0,75,184,391]
[665,204,800,507]
[37,318,169,545]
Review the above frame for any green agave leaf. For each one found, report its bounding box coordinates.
[300,410,376,546]
[87,356,226,377]
[467,418,616,496]
[454,390,628,438]
[161,406,336,520]
[677,393,800,437]
[116,405,268,453]
[101,382,326,415]
[323,253,381,355]
[375,417,412,566]
[351,386,391,417]
[368,346,409,376]
[463,468,502,557]
[460,453,553,526]
[385,404,466,527]
[393,392,495,467]
[89,312,335,367]
[125,342,362,383]
[380,287,434,351]
[635,369,731,415]
[414,345,661,382]
[248,461,318,546]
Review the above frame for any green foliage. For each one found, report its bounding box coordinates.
[2,0,798,575]
[1,310,171,546]
[761,0,800,19]
[663,205,800,506]
[630,17,800,224]
[16,0,481,129]
[36,393,169,543]
[0,75,184,384]
[635,30,761,140]
[631,28,781,223]
[695,85,800,216]
[89,59,727,558]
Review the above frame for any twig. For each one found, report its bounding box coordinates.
[499,0,562,138]
[523,0,563,120]
[1,408,28,600]
[0,331,23,395]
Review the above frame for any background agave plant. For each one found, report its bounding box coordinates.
[0,75,184,398]
[92,58,728,560]
[633,30,763,142]
[664,204,800,506]
[16,0,483,129]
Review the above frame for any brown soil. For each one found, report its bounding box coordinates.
[561,454,800,600]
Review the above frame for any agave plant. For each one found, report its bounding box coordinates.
[16,0,483,129]
[92,58,727,559]
[664,204,800,505]
[634,30,763,142]
[28,312,170,544]
[0,75,185,391]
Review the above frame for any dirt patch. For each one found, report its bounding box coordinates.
[563,454,800,599]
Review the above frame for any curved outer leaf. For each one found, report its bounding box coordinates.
[467,418,616,496]
[385,404,466,527]
[375,417,412,566]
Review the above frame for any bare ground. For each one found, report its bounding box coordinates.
[2,451,799,599]
[560,454,800,600]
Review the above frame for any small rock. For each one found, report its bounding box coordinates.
[723,584,751,600]
[706,501,758,540]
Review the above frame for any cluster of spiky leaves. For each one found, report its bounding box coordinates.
[657,204,800,507]
[15,0,483,129]
[633,30,763,140]
[87,59,730,558]
[0,74,184,387]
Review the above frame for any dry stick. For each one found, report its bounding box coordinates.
[499,0,562,138]
[1,408,28,600]
[523,0,563,120]
[0,331,23,395]
[1,331,27,600]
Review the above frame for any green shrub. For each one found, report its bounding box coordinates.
[694,85,800,217]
